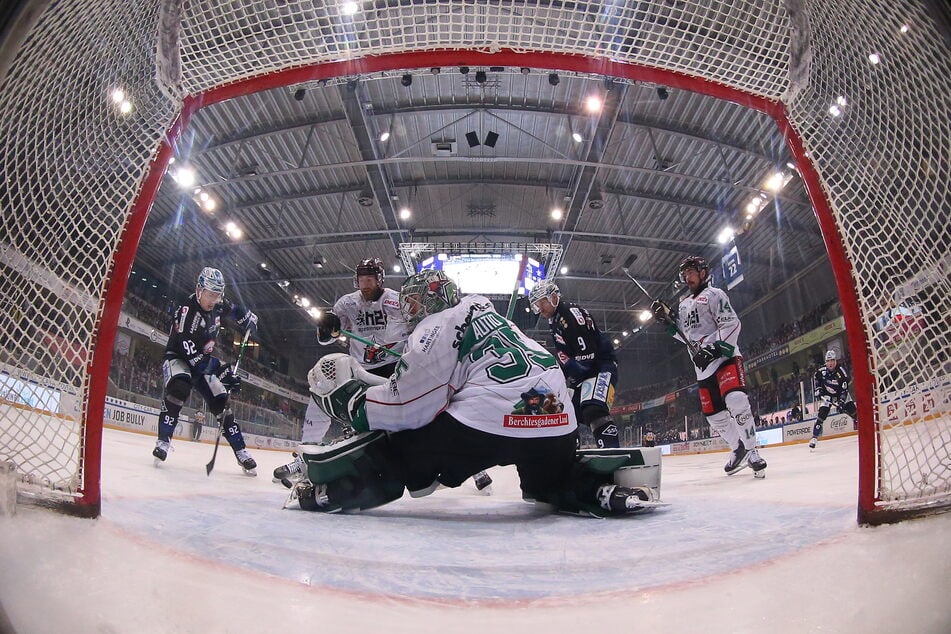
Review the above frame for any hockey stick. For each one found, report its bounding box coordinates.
[620,260,701,357]
[339,328,403,359]
[206,327,251,476]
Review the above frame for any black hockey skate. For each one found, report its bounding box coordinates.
[597,484,656,515]
[234,448,257,476]
[152,439,170,466]
[473,470,493,495]
[724,444,749,475]
[747,448,767,479]
[293,481,340,513]
[273,452,304,488]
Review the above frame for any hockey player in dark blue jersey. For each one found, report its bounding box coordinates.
[810,349,857,449]
[151,267,259,474]
[529,280,621,448]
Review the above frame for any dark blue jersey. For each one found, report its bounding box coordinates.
[814,364,850,400]
[163,294,253,372]
[547,301,617,386]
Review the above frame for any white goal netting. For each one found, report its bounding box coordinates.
[0,0,947,521]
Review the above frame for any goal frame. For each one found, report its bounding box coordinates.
[92,50,876,520]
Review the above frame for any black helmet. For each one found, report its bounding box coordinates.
[354,257,385,288]
[678,255,709,282]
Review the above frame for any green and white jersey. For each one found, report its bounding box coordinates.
[364,295,577,438]
[677,284,743,380]
[333,288,409,370]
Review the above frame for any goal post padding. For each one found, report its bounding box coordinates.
[0,1,947,522]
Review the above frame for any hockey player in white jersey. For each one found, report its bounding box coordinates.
[298,269,657,516]
[272,258,493,492]
[273,257,408,483]
[809,349,857,449]
[651,256,766,477]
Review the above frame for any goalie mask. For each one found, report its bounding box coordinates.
[354,258,385,288]
[678,256,709,283]
[400,269,460,326]
[196,267,225,306]
[528,280,560,314]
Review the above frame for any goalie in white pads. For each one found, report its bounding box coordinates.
[296,270,663,517]
[651,256,766,478]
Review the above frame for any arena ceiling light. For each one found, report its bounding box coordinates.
[340,1,359,16]
[399,207,411,220]
[571,132,583,143]
[584,95,602,113]
[716,226,735,244]
[550,207,563,220]
[223,221,242,240]
[171,165,196,188]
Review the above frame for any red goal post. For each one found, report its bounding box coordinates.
[0,1,947,523]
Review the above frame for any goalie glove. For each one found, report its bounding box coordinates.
[313,379,370,433]
[650,300,675,325]
[316,311,342,345]
[691,341,735,371]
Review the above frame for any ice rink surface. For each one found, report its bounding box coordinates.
[1,428,949,633]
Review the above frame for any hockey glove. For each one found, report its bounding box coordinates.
[218,364,242,394]
[316,311,342,345]
[691,340,735,370]
[237,310,258,337]
[314,378,370,433]
[650,300,674,325]
[692,345,718,371]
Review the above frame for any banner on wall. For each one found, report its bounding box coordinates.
[721,244,744,290]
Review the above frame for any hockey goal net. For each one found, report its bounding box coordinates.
[0,1,947,523]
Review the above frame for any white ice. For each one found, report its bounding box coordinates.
[1,428,949,633]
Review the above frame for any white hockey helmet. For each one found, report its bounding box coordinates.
[528,280,560,314]
[825,350,838,362]
[399,269,460,326]
[197,267,225,295]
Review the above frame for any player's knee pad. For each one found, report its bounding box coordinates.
[841,400,857,417]
[299,431,405,512]
[163,375,191,414]
[590,415,620,448]
[724,390,752,419]
[579,402,609,426]
[817,405,831,421]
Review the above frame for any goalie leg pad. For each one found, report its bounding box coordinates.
[577,447,662,492]
[553,447,663,516]
[298,431,405,512]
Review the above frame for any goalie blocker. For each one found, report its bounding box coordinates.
[291,432,663,517]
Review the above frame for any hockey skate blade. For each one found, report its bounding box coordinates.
[153,458,164,468]
[242,468,258,477]
[753,469,766,479]
[475,484,493,496]
[725,462,750,476]
[624,500,672,515]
